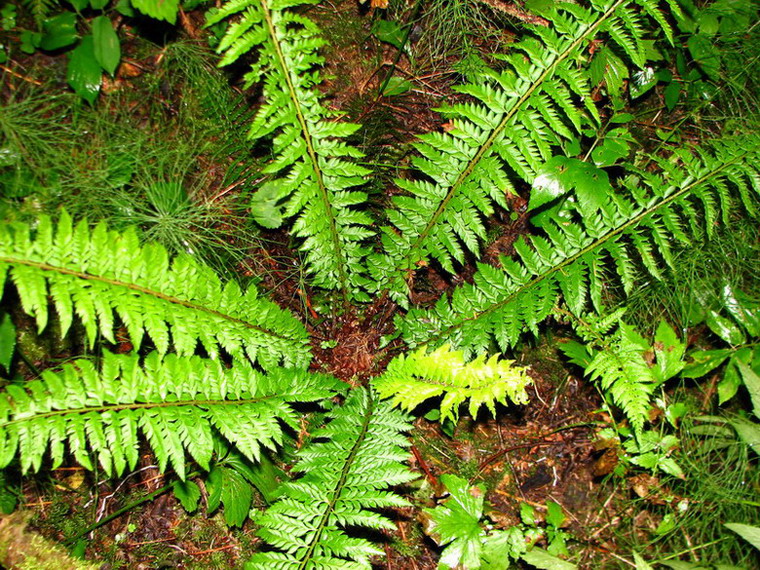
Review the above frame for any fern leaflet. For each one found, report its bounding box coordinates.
[373,345,532,423]
[0,351,342,478]
[399,135,760,356]
[248,387,415,569]
[208,0,373,302]
[0,212,310,370]
[368,0,671,305]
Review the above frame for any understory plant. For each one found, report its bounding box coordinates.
[1,0,759,567]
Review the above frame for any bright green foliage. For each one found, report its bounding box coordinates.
[400,135,760,355]
[368,0,673,304]
[0,212,310,370]
[0,351,342,479]
[248,388,415,569]
[208,0,374,302]
[424,474,489,569]
[373,345,531,423]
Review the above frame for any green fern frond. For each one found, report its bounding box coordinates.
[372,345,531,424]
[0,212,310,370]
[399,134,760,355]
[585,323,655,434]
[0,351,342,478]
[20,0,58,29]
[248,388,416,569]
[208,0,373,302]
[368,0,672,305]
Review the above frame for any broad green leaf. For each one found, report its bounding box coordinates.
[629,67,657,99]
[424,474,485,569]
[592,128,633,167]
[633,552,654,570]
[39,12,78,51]
[173,479,201,512]
[0,313,15,373]
[653,321,685,384]
[221,467,253,527]
[66,35,102,104]
[664,81,681,110]
[68,0,89,10]
[737,361,760,419]
[481,528,526,569]
[546,500,565,528]
[717,358,742,404]
[250,181,285,229]
[382,76,413,96]
[92,16,120,76]
[687,34,721,80]
[725,523,760,551]
[90,0,109,9]
[372,19,407,51]
[559,341,594,368]
[728,417,760,455]
[705,310,746,346]
[131,0,179,24]
[530,157,611,218]
[520,547,577,570]
[682,349,731,378]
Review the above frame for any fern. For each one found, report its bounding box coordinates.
[367,0,673,305]
[0,212,310,370]
[248,387,416,569]
[0,351,342,478]
[207,0,374,302]
[399,134,760,355]
[373,345,531,423]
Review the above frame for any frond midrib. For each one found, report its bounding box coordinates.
[400,0,628,267]
[297,389,375,569]
[259,0,351,304]
[0,394,281,428]
[0,256,300,343]
[418,145,754,347]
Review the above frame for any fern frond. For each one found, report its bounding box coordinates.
[372,345,531,424]
[0,212,310,370]
[585,323,654,434]
[248,388,415,569]
[209,0,373,302]
[0,352,342,478]
[399,135,760,356]
[368,0,672,305]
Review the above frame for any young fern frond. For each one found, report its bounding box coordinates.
[0,351,342,478]
[248,387,416,569]
[0,212,310,370]
[372,345,532,423]
[399,134,760,355]
[368,0,671,305]
[208,0,373,302]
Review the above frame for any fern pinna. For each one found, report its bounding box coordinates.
[366,0,674,305]
[399,134,760,355]
[0,211,309,370]
[207,0,374,303]
[0,352,342,479]
[248,388,416,569]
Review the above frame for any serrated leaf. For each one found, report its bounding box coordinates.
[173,479,201,513]
[725,523,760,551]
[736,361,760,419]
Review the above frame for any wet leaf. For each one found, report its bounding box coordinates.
[39,12,78,51]
[92,16,120,76]
[67,35,102,104]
